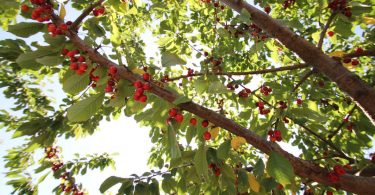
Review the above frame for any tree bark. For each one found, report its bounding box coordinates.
[219,0,375,126]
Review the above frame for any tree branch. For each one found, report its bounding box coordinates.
[219,0,375,126]
[343,48,375,59]
[327,105,357,140]
[317,12,337,49]
[50,11,375,195]
[70,0,105,30]
[292,69,316,92]
[168,64,309,81]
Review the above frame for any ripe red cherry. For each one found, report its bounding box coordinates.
[214,2,219,7]
[327,31,334,37]
[143,82,151,90]
[61,48,69,56]
[326,191,333,195]
[264,6,271,14]
[327,172,339,183]
[351,59,359,66]
[134,80,143,88]
[143,73,151,81]
[60,23,68,31]
[69,63,78,70]
[175,114,184,123]
[79,63,88,71]
[67,51,76,58]
[342,58,351,63]
[77,56,86,62]
[135,88,144,96]
[202,120,209,128]
[105,86,113,93]
[214,168,221,176]
[109,66,118,75]
[203,131,211,140]
[296,99,302,105]
[169,108,178,117]
[334,165,346,175]
[356,47,363,54]
[21,4,29,12]
[190,118,197,126]
[139,95,147,103]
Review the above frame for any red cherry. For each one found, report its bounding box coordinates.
[327,31,334,37]
[79,63,88,71]
[76,69,85,75]
[109,66,118,75]
[356,47,363,54]
[203,131,211,140]
[67,51,76,58]
[77,56,86,62]
[318,80,325,87]
[61,48,69,56]
[139,95,147,103]
[175,114,184,123]
[21,4,29,12]
[264,6,271,14]
[343,58,351,63]
[201,120,209,127]
[105,86,113,93]
[135,88,144,96]
[59,23,68,31]
[208,163,215,169]
[69,63,78,70]
[169,108,178,118]
[296,99,302,105]
[134,81,143,88]
[133,94,141,101]
[143,73,151,81]
[214,2,219,7]
[190,118,197,126]
[351,59,359,66]
[143,82,151,90]
[334,165,346,175]
[326,191,333,195]
[214,168,221,176]
[327,172,339,183]
[204,51,209,57]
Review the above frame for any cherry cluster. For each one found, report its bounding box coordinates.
[256,101,270,115]
[268,130,282,142]
[61,49,89,75]
[47,22,71,37]
[260,85,272,96]
[208,163,221,176]
[160,75,170,83]
[167,108,184,124]
[45,147,64,172]
[282,0,296,9]
[105,66,119,93]
[59,172,84,195]
[238,88,252,98]
[133,80,151,103]
[327,165,346,183]
[277,101,287,109]
[226,82,239,91]
[93,6,105,17]
[22,0,53,23]
[328,0,352,17]
[201,120,211,141]
[342,47,362,66]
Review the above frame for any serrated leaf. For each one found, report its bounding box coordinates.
[208,81,228,94]
[186,126,196,145]
[161,51,186,67]
[173,95,190,105]
[7,22,44,38]
[247,173,260,192]
[194,145,208,180]
[62,71,90,95]
[266,152,295,186]
[67,93,105,122]
[239,8,251,24]
[253,159,265,177]
[16,48,57,70]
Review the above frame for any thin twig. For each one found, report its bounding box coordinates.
[343,48,375,59]
[70,0,105,30]
[292,69,316,92]
[317,12,337,49]
[327,105,357,139]
[168,64,309,81]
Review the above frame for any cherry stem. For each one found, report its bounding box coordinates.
[317,11,337,49]
[70,0,105,30]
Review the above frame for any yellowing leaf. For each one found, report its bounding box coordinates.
[132,68,145,75]
[247,173,260,192]
[59,4,66,20]
[363,17,375,25]
[328,51,345,58]
[209,127,220,139]
[231,136,247,150]
[343,62,356,70]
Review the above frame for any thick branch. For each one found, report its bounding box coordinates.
[343,48,375,59]
[219,0,375,127]
[168,64,309,81]
[70,0,105,30]
[317,12,337,49]
[50,14,375,195]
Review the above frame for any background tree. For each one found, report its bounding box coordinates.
[0,0,375,194]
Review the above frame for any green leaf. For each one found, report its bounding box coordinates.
[217,140,231,160]
[239,8,251,24]
[266,152,295,186]
[161,51,186,67]
[35,56,63,66]
[173,95,191,105]
[62,70,90,95]
[253,159,265,177]
[85,18,106,37]
[167,124,181,159]
[37,172,50,184]
[67,93,105,122]
[16,48,58,70]
[194,78,209,94]
[100,176,129,193]
[194,145,208,180]
[208,81,229,94]
[7,22,44,38]
[186,125,196,145]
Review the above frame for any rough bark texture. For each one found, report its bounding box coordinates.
[50,12,375,194]
[219,0,375,126]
